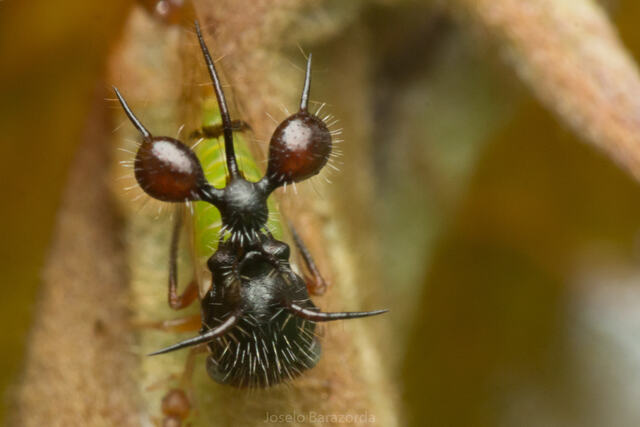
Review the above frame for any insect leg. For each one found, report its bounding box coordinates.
[136,313,202,333]
[190,119,252,140]
[158,345,207,426]
[160,388,190,427]
[289,221,328,295]
[180,344,207,387]
[168,206,199,310]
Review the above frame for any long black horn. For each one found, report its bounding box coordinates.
[148,312,239,356]
[194,20,240,179]
[285,301,387,322]
[113,86,151,139]
[299,53,312,112]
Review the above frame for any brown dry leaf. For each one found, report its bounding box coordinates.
[452,0,640,182]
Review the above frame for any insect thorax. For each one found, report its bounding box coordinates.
[217,177,269,238]
[201,244,321,388]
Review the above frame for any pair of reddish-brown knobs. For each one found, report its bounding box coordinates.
[114,23,331,235]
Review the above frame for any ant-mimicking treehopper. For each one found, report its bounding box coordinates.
[114,21,387,392]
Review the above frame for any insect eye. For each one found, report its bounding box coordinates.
[265,110,332,185]
[135,136,209,202]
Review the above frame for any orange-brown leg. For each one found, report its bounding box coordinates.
[138,313,202,333]
[190,119,251,140]
[161,388,190,427]
[168,208,199,310]
[160,345,207,427]
[169,279,199,310]
[179,345,206,388]
[289,222,328,295]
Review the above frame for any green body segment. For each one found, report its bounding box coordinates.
[191,98,282,264]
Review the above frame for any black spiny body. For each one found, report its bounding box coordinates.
[203,238,320,387]
[113,20,386,391]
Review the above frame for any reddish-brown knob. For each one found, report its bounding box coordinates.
[266,111,332,184]
[134,136,207,202]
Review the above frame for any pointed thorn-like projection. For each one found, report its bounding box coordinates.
[300,53,312,111]
[113,87,221,204]
[113,86,151,139]
[286,302,388,322]
[262,53,332,190]
[194,20,240,180]
[148,312,240,356]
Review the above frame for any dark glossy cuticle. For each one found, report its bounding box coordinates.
[266,110,332,184]
[134,137,207,202]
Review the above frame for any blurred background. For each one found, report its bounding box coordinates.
[3,0,640,426]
